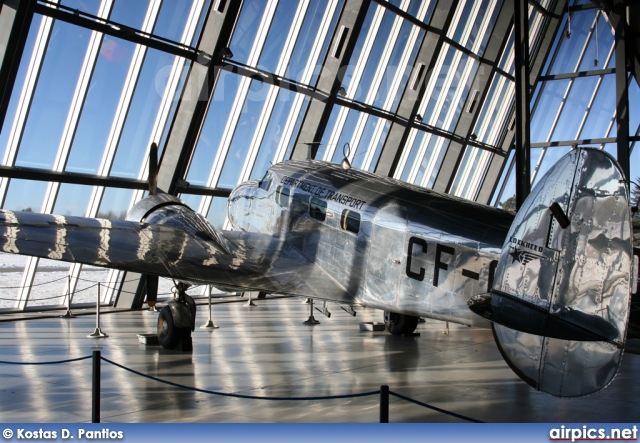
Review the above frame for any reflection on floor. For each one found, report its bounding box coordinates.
[0,296,639,423]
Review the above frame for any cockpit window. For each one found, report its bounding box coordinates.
[276,185,290,207]
[259,172,273,191]
[341,209,360,233]
[309,197,327,221]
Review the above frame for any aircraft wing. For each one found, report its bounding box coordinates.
[0,209,220,278]
[0,207,353,301]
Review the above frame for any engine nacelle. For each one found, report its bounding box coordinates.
[126,193,187,223]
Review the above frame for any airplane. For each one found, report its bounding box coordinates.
[0,144,637,398]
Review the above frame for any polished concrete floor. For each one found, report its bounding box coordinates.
[0,295,639,423]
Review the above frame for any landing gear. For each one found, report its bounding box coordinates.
[156,283,196,351]
[383,311,419,335]
[158,306,180,349]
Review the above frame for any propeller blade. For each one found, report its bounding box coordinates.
[149,142,158,195]
[146,274,158,308]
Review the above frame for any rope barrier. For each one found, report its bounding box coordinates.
[389,391,484,423]
[0,274,209,309]
[0,275,70,289]
[17,294,64,302]
[0,275,148,292]
[100,356,379,401]
[0,354,483,422]
[0,355,92,365]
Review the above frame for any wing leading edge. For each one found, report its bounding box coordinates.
[0,209,220,278]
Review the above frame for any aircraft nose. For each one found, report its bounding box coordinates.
[227,182,257,228]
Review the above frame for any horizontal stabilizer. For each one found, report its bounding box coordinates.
[468,291,620,345]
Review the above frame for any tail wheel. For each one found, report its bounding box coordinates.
[383,311,419,335]
[158,306,180,349]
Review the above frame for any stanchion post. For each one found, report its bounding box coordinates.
[380,385,389,423]
[245,291,256,307]
[303,298,320,324]
[60,276,76,318]
[201,285,219,329]
[92,350,100,423]
[88,283,108,338]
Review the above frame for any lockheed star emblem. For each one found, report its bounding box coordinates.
[509,247,544,265]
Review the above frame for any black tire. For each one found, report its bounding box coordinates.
[158,306,180,349]
[384,311,419,335]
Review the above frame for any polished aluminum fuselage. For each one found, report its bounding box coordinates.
[228,160,514,327]
[0,151,634,397]
[0,157,512,328]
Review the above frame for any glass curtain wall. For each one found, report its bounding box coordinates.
[0,0,209,310]
[0,0,589,311]
[492,1,639,211]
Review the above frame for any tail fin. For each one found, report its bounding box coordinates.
[469,148,634,397]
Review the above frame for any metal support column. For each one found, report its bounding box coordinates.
[614,0,629,182]
[0,0,35,129]
[374,0,458,177]
[290,0,369,160]
[514,0,531,210]
[160,0,245,195]
[480,0,567,206]
[434,0,513,197]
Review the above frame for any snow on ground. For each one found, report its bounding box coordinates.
[0,252,207,310]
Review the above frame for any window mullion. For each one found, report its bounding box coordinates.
[198,0,279,216]
[273,0,338,163]
[361,1,432,171]
[349,0,410,162]
[238,0,310,183]
[0,11,56,201]
[323,4,386,162]
[131,0,208,205]
[84,0,162,304]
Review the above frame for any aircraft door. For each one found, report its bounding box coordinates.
[364,203,408,309]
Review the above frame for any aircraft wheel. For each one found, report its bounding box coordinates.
[384,311,419,335]
[158,306,180,349]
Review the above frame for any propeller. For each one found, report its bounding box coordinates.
[148,142,158,195]
[146,275,159,310]
[145,143,159,308]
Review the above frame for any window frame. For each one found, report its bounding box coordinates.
[340,208,360,233]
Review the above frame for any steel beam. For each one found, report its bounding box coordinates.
[613,0,629,182]
[0,164,147,189]
[290,0,369,160]
[374,0,458,177]
[513,0,530,210]
[33,2,199,62]
[0,0,34,131]
[599,0,639,87]
[484,0,567,208]
[115,1,243,309]
[434,0,514,197]
[629,1,640,86]
[157,0,243,195]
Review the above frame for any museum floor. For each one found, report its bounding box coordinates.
[0,295,639,423]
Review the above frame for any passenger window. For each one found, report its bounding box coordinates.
[309,197,327,221]
[259,172,273,191]
[341,209,360,233]
[276,185,290,207]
